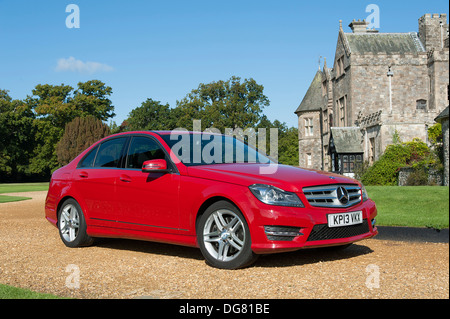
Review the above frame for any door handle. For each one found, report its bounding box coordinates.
[79,171,89,178]
[119,174,132,183]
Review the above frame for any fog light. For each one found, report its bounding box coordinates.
[264,226,303,241]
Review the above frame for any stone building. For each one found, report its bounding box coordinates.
[295,13,449,178]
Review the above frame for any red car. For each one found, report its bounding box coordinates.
[45,131,378,269]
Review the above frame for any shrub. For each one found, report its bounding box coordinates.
[361,138,439,186]
[56,116,111,166]
[406,168,428,186]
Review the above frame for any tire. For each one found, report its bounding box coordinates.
[197,201,258,269]
[58,198,94,248]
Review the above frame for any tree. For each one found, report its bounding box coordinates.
[29,83,75,128]
[0,92,37,181]
[56,116,111,166]
[27,80,115,175]
[175,76,269,131]
[126,98,175,131]
[73,80,115,121]
[29,80,115,129]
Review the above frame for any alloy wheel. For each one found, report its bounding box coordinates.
[59,204,80,242]
[202,209,246,262]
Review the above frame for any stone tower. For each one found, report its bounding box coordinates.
[419,13,448,51]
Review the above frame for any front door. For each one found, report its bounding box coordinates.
[114,136,180,232]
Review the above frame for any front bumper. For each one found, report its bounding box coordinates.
[245,196,378,254]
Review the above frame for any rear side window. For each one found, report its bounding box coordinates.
[79,145,99,168]
[94,137,127,168]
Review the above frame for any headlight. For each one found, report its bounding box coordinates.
[361,184,369,202]
[249,184,304,207]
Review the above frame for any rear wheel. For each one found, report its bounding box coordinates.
[197,201,258,269]
[58,198,94,248]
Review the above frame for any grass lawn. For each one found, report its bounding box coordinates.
[0,182,49,194]
[366,186,449,230]
[0,195,32,203]
[0,182,49,203]
[0,284,65,299]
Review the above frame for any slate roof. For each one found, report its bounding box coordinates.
[294,71,323,114]
[330,127,363,153]
[344,32,425,54]
[435,106,449,123]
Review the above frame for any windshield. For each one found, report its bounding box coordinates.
[160,133,275,166]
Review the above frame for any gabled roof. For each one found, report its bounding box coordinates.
[330,127,363,153]
[294,71,323,114]
[344,32,425,55]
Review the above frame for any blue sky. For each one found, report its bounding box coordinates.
[0,0,448,128]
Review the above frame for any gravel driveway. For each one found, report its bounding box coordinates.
[0,191,448,299]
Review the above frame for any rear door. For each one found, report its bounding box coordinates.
[74,136,128,224]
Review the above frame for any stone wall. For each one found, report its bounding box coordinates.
[419,14,448,52]
[442,118,449,186]
[398,167,444,186]
[428,49,450,110]
[297,111,322,169]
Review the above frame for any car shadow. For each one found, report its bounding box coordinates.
[94,238,373,268]
[94,238,204,261]
[254,244,374,268]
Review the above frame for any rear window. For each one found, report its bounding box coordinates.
[78,145,99,168]
[93,137,127,168]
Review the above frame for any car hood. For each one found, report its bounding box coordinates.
[186,164,359,193]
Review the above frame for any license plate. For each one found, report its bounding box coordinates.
[327,211,363,228]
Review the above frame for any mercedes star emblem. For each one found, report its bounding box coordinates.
[336,186,349,204]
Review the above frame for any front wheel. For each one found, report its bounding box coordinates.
[197,201,258,269]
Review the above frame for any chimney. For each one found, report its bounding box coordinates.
[349,19,370,33]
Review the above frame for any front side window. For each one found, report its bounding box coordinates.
[126,136,166,169]
[160,133,274,166]
[94,137,127,168]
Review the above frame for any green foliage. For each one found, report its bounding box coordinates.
[361,138,441,186]
[0,93,37,180]
[126,99,176,131]
[427,123,442,145]
[0,81,115,182]
[174,76,270,131]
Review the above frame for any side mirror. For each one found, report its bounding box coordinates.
[142,159,168,173]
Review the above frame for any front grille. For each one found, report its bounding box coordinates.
[264,226,303,241]
[306,220,369,242]
[303,184,362,208]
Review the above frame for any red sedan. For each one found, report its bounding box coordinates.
[45,131,378,269]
